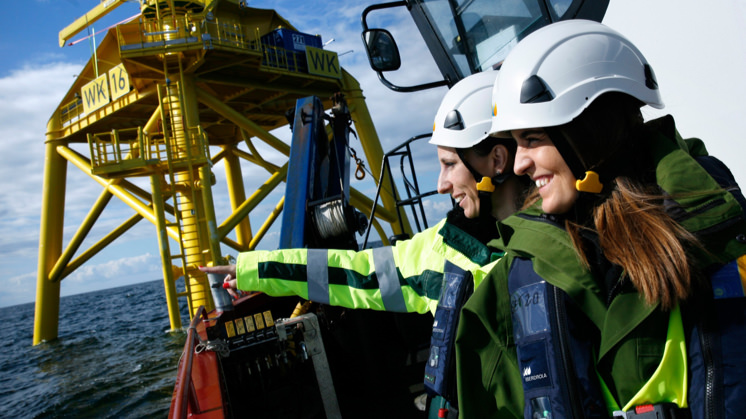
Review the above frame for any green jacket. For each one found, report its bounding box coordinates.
[455,115,746,417]
[236,216,499,315]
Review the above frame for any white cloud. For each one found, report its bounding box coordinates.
[65,252,161,283]
[0,271,38,308]
[0,252,162,307]
[0,61,167,307]
[0,63,83,216]
[424,197,454,222]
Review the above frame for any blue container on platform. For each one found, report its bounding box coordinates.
[261,28,323,72]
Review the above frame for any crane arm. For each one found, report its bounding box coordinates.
[58,0,129,47]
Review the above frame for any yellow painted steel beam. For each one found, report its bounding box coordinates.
[180,73,200,138]
[240,129,281,173]
[232,147,281,173]
[48,188,114,282]
[119,179,176,215]
[341,70,412,236]
[199,163,223,267]
[56,145,180,241]
[176,74,216,317]
[143,104,163,136]
[58,0,129,47]
[217,163,288,239]
[220,236,242,253]
[151,170,182,331]
[349,188,396,224]
[234,144,281,173]
[34,141,67,345]
[248,197,285,251]
[222,144,252,247]
[195,87,290,156]
[60,214,144,280]
[210,147,227,165]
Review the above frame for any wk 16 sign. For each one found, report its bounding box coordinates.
[305,46,341,79]
[80,63,131,114]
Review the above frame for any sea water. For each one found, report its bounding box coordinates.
[0,280,189,418]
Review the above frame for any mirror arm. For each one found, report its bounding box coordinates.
[375,72,450,93]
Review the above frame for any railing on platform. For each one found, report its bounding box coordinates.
[117,15,262,53]
[86,124,210,176]
[363,133,447,248]
[116,14,313,74]
[87,127,154,175]
[59,97,84,127]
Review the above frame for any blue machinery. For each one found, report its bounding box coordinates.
[280,94,366,251]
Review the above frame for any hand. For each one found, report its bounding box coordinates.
[199,265,239,299]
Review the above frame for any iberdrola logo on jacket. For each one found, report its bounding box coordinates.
[520,341,551,389]
[522,366,548,383]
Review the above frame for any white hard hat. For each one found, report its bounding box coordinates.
[430,70,499,148]
[490,20,664,136]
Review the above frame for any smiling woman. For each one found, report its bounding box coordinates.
[456,19,746,419]
[511,128,578,214]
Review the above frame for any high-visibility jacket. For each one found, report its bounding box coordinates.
[454,115,746,418]
[236,216,500,315]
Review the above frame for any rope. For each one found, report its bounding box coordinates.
[313,199,349,239]
[193,327,230,357]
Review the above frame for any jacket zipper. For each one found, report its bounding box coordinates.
[552,284,583,417]
[700,314,715,419]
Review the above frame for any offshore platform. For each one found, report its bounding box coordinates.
[34,0,411,344]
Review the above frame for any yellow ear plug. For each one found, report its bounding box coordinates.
[477,176,495,192]
[575,171,603,193]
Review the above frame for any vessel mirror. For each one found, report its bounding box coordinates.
[362,29,401,72]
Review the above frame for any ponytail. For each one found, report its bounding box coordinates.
[568,178,700,310]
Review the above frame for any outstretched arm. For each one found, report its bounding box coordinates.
[195,218,471,314]
[199,265,238,298]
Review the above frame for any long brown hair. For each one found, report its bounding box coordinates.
[572,180,700,309]
[533,93,701,310]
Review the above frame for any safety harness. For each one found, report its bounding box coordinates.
[424,261,474,407]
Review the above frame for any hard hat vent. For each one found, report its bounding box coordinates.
[444,109,465,130]
[520,75,553,104]
[644,64,658,90]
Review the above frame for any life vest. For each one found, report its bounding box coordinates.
[424,261,474,407]
[678,154,746,419]
[657,126,746,419]
[507,257,607,418]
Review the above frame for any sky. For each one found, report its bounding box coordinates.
[0,0,745,308]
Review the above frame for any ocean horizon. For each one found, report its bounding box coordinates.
[0,279,188,418]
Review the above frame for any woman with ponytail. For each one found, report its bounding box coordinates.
[456,20,746,419]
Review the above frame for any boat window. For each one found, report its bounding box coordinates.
[419,0,544,75]
[547,0,572,19]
